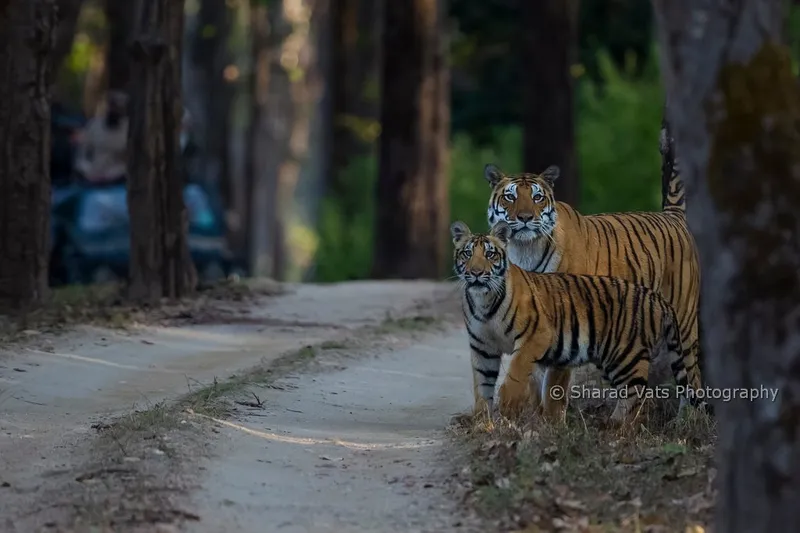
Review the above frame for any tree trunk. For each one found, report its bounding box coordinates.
[0,0,57,312]
[245,0,323,280]
[185,0,234,191]
[127,0,196,302]
[520,0,579,207]
[244,0,275,278]
[105,0,136,92]
[329,0,382,195]
[371,0,450,279]
[51,0,84,82]
[652,1,800,531]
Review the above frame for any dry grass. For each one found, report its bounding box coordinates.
[450,394,717,533]
[0,277,286,341]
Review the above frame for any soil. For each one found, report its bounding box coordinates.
[0,280,481,532]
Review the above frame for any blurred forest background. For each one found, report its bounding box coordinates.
[31,0,800,286]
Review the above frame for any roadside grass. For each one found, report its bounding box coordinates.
[0,277,286,341]
[96,311,451,445]
[451,393,716,532]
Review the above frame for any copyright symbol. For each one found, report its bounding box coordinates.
[550,385,565,401]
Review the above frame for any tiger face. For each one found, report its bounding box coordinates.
[485,164,560,242]
[450,220,512,292]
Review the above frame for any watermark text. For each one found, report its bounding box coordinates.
[548,384,779,403]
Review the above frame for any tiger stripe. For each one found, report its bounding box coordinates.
[483,130,701,421]
[451,221,703,424]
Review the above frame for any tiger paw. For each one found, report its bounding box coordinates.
[540,401,568,425]
[498,382,529,420]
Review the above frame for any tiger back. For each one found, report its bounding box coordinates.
[483,140,700,421]
[451,220,703,424]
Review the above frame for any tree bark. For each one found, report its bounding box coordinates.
[371,0,450,279]
[185,0,234,190]
[652,1,800,531]
[329,0,382,195]
[127,0,196,302]
[520,0,579,207]
[0,0,57,312]
[244,0,276,278]
[245,0,323,280]
[51,0,84,82]
[105,0,136,92]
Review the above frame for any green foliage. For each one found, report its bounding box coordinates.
[314,50,665,282]
[313,156,378,282]
[577,50,664,214]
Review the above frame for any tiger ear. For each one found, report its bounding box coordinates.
[541,165,560,185]
[450,221,471,244]
[484,164,505,187]
[490,221,512,244]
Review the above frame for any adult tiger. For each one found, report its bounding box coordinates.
[450,220,703,424]
[484,121,700,422]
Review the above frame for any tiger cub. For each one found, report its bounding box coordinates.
[451,220,703,424]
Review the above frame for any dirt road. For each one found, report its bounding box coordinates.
[0,281,481,532]
[186,329,475,533]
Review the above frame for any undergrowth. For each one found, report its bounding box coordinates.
[451,394,716,532]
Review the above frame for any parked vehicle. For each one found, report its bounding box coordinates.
[52,181,239,286]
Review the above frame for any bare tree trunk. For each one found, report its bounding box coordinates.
[244,0,280,278]
[0,0,57,312]
[246,0,322,280]
[105,0,136,92]
[51,0,84,81]
[652,1,800,531]
[127,0,196,302]
[185,0,234,190]
[521,0,579,206]
[371,0,450,279]
[330,0,382,194]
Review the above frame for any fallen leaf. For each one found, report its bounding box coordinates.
[494,477,511,489]
[555,498,587,512]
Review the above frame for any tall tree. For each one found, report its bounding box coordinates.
[329,0,382,195]
[52,0,85,81]
[372,0,450,279]
[246,0,326,280]
[520,0,579,207]
[105,0,136,92]
[652,0,800,531]
[0,0,57,311]
[184,0,234,190]
[127,0,196,301]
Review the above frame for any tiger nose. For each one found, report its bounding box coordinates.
[518,213,534,223]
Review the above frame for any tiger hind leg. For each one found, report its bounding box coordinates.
[608,357,649,426]
[540,366,571,423]
[667,322,709,415]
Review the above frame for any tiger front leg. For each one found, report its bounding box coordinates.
[471,346,502,420]
[499,337,550,420]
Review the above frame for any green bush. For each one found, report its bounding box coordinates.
[314,50,665,282]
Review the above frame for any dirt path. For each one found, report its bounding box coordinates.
[185,329,476,533]
[0,281,478,532]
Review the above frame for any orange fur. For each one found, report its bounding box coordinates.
[485,163,701,421]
